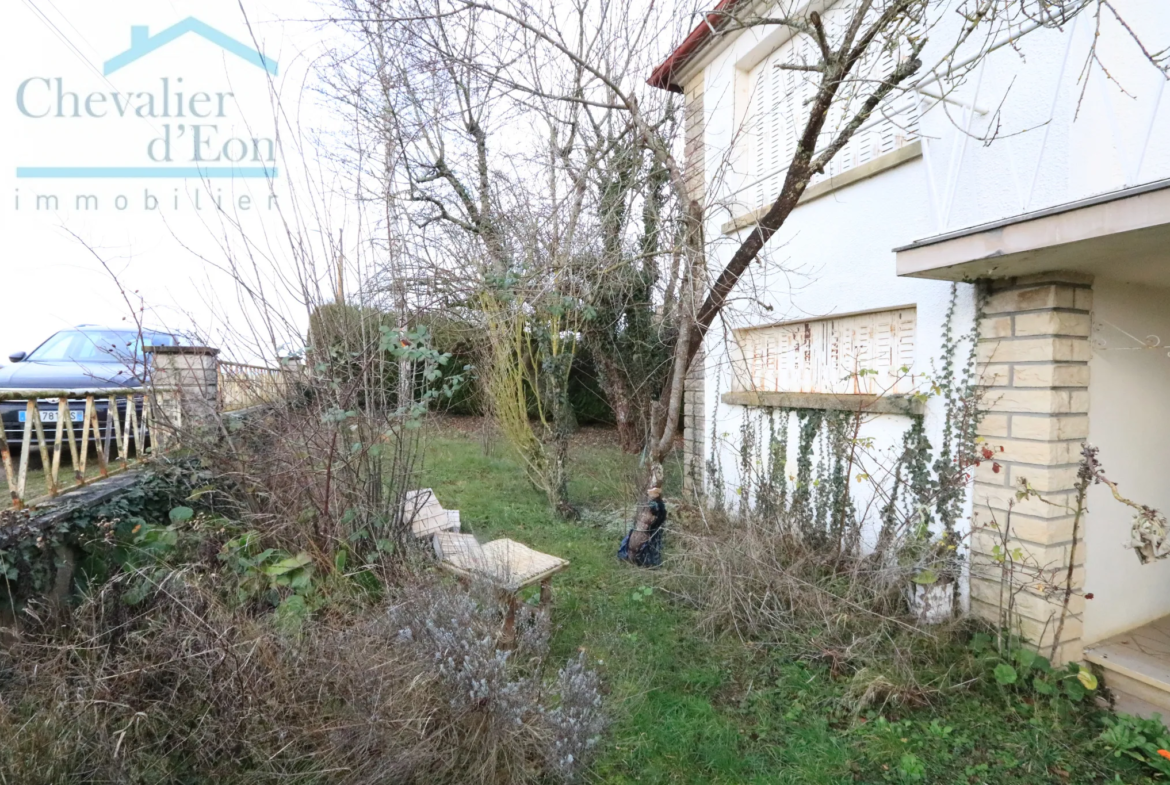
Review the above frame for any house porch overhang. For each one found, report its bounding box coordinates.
[894,178,1170,287]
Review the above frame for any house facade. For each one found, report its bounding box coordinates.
[652,0,1170,713]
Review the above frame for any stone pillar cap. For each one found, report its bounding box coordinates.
[145,346,220,355]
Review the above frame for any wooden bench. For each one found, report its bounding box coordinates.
[432,529,569,641]
[406,489,569,640]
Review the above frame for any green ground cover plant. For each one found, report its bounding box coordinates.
[0,442,604,784]
[1,419,1164,783]
[422,421,1162,784]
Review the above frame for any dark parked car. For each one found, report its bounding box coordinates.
[0,326,181,449]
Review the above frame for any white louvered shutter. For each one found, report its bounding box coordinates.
[732,309,919,396]
[751,30,920,201]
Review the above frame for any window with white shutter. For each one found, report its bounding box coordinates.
[731,308,918,395]
[750,30,919,209]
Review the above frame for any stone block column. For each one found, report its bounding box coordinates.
[146,346,220,451]
[969,272,1093,663]
[681,71,706,497]
[279,353,306,398]
[683,347,706,494]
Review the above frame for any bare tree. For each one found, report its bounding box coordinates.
[329,0,685,510]
[432,0,1168,495]
[325,0,1168,510]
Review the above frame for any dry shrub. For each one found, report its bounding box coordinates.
[190,395,425,560]
[165,318,452,567]
[669,510,968,705]
[0,572,603,785]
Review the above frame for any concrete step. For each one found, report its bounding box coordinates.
[1094,665,1170,719]
[1099,689,1170,725]
[1087,624,1170,725]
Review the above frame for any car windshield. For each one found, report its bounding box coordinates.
[26,330,174,363]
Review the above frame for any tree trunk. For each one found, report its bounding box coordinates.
[645,192,704,476]
[639,44,923,497]
[591,349,644,453]
[543,352,579,519]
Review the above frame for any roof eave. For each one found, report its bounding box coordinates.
[647,0,749,92]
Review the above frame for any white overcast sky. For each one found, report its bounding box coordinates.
[1,0,348,361]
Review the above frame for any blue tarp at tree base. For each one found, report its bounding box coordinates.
[617,496,666,568]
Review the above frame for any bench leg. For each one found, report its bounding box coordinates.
[540,578,552,607]
[502,593,518,647]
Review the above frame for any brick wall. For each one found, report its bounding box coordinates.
[681,73,705,495]
[970,272,1093,663]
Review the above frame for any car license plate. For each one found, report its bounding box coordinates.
[18,411,83,423]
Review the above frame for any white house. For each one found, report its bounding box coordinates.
[651,0,1170,715]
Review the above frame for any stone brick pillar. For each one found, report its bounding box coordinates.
[683,74,704,206]
[681,72,706,497]
[146,346,220,451]
[970,272,1093,663]
[683,347,706,495]
[279,353,305,397]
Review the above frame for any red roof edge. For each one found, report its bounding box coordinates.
[648,0,746,93]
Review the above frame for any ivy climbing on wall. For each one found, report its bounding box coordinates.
[756,409,789,521]
[705,372,726,514]
[738,410,758,518]
[702,283,984,574]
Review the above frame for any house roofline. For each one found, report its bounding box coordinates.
[648,0,748,92]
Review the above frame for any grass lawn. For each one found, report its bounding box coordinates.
[3,449,115,508]
[423,419,1155,784]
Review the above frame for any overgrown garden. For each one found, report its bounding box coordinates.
[4,0,1170,781]
[1,410,1167,782]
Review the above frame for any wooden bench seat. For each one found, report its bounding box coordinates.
[409,489,569,642]
[433,531,569,593]
[432,528,569,642]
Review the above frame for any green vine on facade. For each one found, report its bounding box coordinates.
[738,410,759,517]
[792,409,822,536]
[756,408,790,521]
[701,284,983,586]
[705,373,726,513]
[932,283,985,545]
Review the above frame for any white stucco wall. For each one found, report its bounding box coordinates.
[1083,279,1170,643]
[688,0,1169,577]
[697,0,1170,240]
[699,155,977,554]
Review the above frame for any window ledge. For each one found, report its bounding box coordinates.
[721,140,923,235]
[722,390,925,416]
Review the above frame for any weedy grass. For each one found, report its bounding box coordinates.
[7,448,109,507]
[423,421,1158,784]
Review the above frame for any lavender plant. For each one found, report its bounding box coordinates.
[387,581,605,782]
[544,653,606,780]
